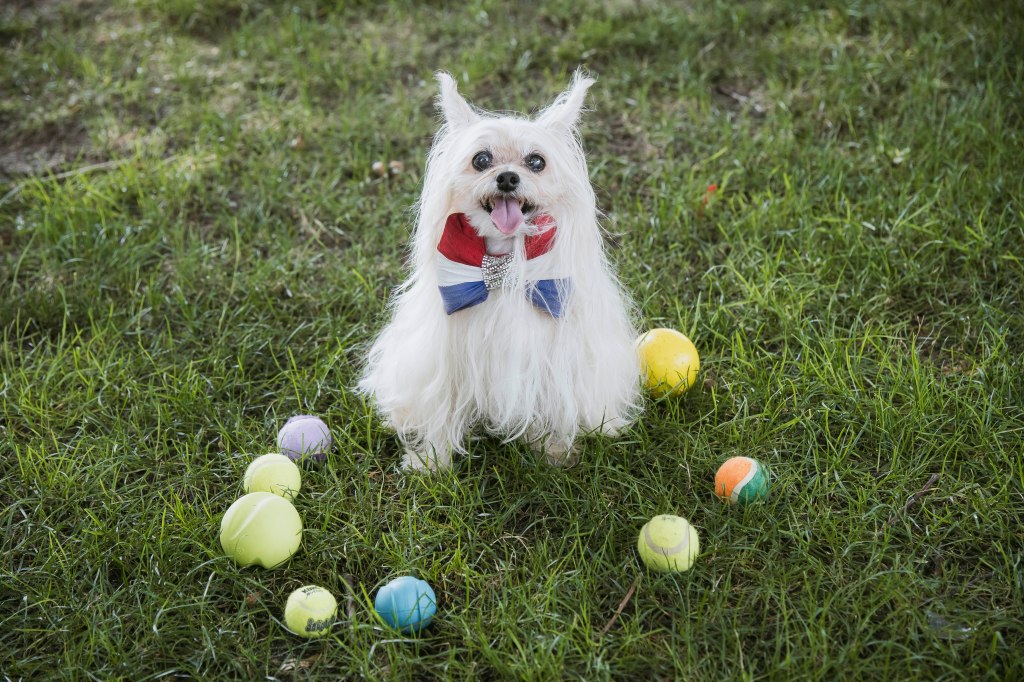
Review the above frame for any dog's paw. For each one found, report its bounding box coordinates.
[545,443,580,468]
[401,447,450,472]
[530,438,579,468]
[596,416,629,438]
[401,449,434,472]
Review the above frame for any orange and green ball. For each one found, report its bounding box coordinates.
[714,457,769,504]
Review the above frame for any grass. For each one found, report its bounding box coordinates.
[2,0,1023,679]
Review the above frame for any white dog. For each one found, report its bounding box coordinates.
[359,70,640,471]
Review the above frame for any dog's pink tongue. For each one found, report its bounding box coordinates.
[490,197,524,235]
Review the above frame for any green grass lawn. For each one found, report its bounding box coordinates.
[2,0,1023,679]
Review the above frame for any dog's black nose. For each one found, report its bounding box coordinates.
[496,171,520,193]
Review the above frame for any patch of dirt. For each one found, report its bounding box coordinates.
[712,81,771,118]
[598,110,658,160]
[0,125,93,181]
[0,0,100,40]
[1,0,110,181]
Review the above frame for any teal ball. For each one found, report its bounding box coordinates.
[374,576,436,634]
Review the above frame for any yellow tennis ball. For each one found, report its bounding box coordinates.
[243,453,301,500]
[637,514,700,572]
[636,328,700,396]
[220,492,302,569]
[284,585,337,638]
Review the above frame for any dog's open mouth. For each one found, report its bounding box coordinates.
[482,196,536,235]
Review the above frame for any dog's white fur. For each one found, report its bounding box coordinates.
[359,70,640,471]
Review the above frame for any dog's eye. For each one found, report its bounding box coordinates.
[472,151,492,171]
[525,154,546,172]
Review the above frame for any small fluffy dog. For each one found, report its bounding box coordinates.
[359,70,640,471]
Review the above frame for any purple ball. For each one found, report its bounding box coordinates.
[277,415,332,462]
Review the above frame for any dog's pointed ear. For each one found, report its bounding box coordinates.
[536,69,595,132]
[436,72,480,131]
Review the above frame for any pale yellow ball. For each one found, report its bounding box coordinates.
[284,585,337,638]
[636,328,700,397]
[243,453,301,501]
[220,492,302,569]
[637,514,700,572]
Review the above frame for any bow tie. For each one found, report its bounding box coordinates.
[436,213,569,317]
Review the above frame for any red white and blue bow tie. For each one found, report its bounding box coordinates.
[436,213,569,317]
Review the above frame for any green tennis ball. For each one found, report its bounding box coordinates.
[637,514,700,572]
[284,585,337,638]
[243,453,301,500]
[220,492,302,569]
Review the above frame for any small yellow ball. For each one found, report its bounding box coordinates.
[636,328,700,397]
[637,514,700,572]
[220,492,302,569]
[284,585,337,638]
[244,453,301,501]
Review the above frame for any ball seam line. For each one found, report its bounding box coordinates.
[226,494,281,542]
[644,522,691,558]
[730,460,759,503]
